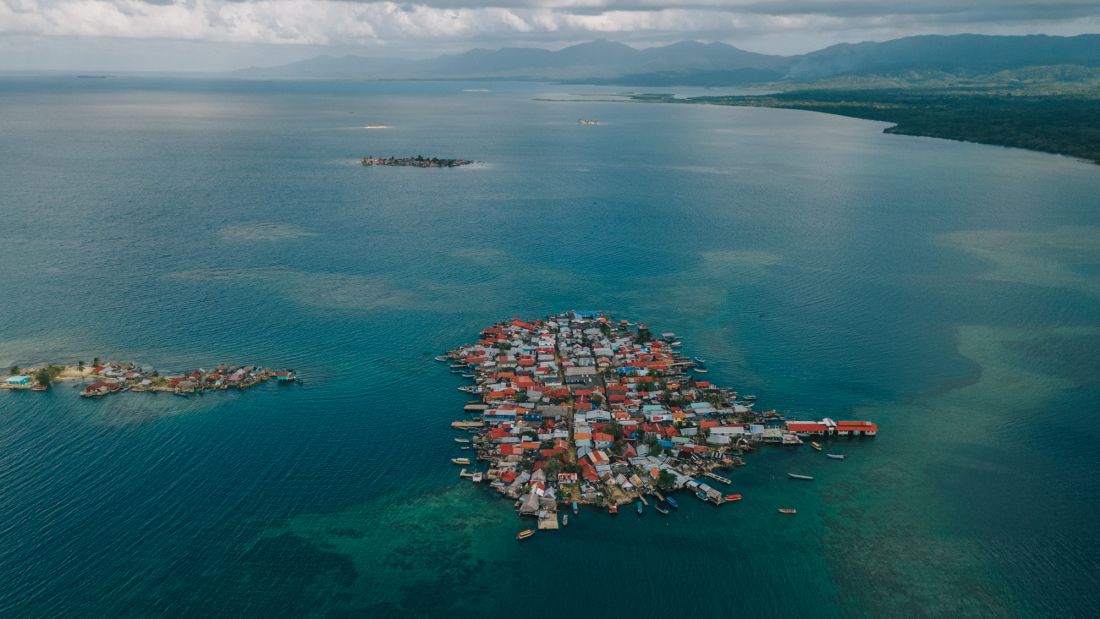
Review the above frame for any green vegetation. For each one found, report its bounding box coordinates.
[34,368,52,389]
[657,469,677,490]
[9,365,17,375]
[640,82,1100,165]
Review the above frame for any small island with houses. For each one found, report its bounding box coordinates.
[3,359,300,398]
[361,155,474,168]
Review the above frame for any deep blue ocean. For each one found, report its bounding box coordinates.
[0,76,1098,618]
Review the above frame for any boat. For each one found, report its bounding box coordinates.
[778,508,797,515]
[744,395,757,401]
[608,504,618,515]
[635,500,644,515]
[31,384,47,391]
[788,473,814,481]
[693,368,709,374]
[434,356,448,362]
[454,437,471,443]
[460,373,475,379]
[693,357,706,364]
[572,501,579,515]
[665,496,679,509]
[173,391,189,398]
[826,453,846,460]
[811,441,822,451]
[459,446,471,450]
[451,457,471,465]
[725,494,743,502]
[562,515,569,527]
[516,529,535,541]
[449,364,466,369]
[655,504,670,515]
[695,491,708,501]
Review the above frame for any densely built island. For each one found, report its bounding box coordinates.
[361,156,473,168]
[442,311,877,536]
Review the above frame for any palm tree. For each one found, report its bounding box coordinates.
[77,361,85,384]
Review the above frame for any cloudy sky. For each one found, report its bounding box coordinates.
[1,0,1098,71]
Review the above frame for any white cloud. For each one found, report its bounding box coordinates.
[1,0,1098,70]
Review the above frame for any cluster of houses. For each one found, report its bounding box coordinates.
[446,311,877,523]
[78,362,297,398]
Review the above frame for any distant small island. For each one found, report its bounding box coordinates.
[361,156,473,168]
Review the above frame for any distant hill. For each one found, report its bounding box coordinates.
[235,34,1100,86]
[786,34,1100,81]
[235,39,786,81]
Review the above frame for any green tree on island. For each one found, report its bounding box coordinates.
[34,368,51,389]
[77,361,85,383]
[657,469,677,490]
[9,365,18,375]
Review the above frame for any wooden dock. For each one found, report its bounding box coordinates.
[459,468,485,483]
[537,513,560,530]
[704,471,732,485]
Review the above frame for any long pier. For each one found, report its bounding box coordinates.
[704,471,732,485]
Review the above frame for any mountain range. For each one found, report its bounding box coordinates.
[237,34,1100,85]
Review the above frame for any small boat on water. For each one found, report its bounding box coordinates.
[693,357,706,364]
[608,504,618,515]
[460,373,475,379]
[449,364,466,370]
[173,391,189,398]
[725,494,743,502]
[572,501,579,515]
[811,441,822,451]
[636,500,644,515]
[516,529,535,541]
[693,368,709,374]
[459,446,471,450]
[778,508,797,515]
[655,504,670,515]
[562,514,569,527]
[665,496,679,509]
[434,356,448,362]
[454,437,471,443]
[744,394,757,401]
[788,473,814,481]
[826,453,846,460]
[451,457,471,465]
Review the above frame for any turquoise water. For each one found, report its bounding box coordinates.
[1,77,1098,617]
